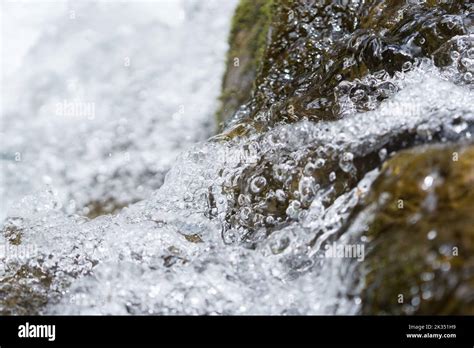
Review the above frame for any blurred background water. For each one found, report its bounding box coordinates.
[1,0,237,221]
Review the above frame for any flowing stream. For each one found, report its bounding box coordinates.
[1,0,473,314]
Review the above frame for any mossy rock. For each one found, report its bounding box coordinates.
[350,143,474,314]
[216,0,275,129]
[217,0,470,134]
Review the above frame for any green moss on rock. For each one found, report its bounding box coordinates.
[216,0,275,128]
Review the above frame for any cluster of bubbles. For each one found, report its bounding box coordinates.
[214,57,474,245]
[434,35,474,86]
[226,0,471,133]
[335,68,405,116]
[336,33,474,116]
[0,0,236,219]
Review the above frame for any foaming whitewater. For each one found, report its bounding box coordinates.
[1,0,237,219]
[1,2,473,314]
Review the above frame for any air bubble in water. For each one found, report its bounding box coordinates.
[402,61,412,72]
[298,176,317,205]
[339,152,354,173]
[265,216,275,225]
[315,158,325,168]
[304,161,317,175]
[378,148,388,161]
[275,189,287,202]
[240,207,252,221]
[238,194,251,206]
[286,200,301,220]
[250,176,267,194]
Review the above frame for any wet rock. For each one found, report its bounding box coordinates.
[218,0,471,134]
[0,265,54,315]
[348,144,474,314]
[217,0,275,128]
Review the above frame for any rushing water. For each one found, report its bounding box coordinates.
[1,0,237,219]
[1,1,473,314]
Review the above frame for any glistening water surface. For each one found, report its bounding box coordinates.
[1,0,473,314]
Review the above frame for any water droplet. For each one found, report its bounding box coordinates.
[351,89,366,102]
[270,235,290,255]
[339,152,354,173]
[240,207,252,221]
[250,176,267,194]
[238,194,251,206]
[467,47,474,59]
[460,57,473,69]
[223,229,239,244]
[286,200,301,220]
[298,176,316,204]
[315,158,325,168]
[304,161,317,175]
[427,230,437,240]
[275,189,287,202]
[378,148,387,161]
[421,175,434,190]
[402,61,412,71]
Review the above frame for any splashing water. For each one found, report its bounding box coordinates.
[1,0,237,219]
[1,1,473,315]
